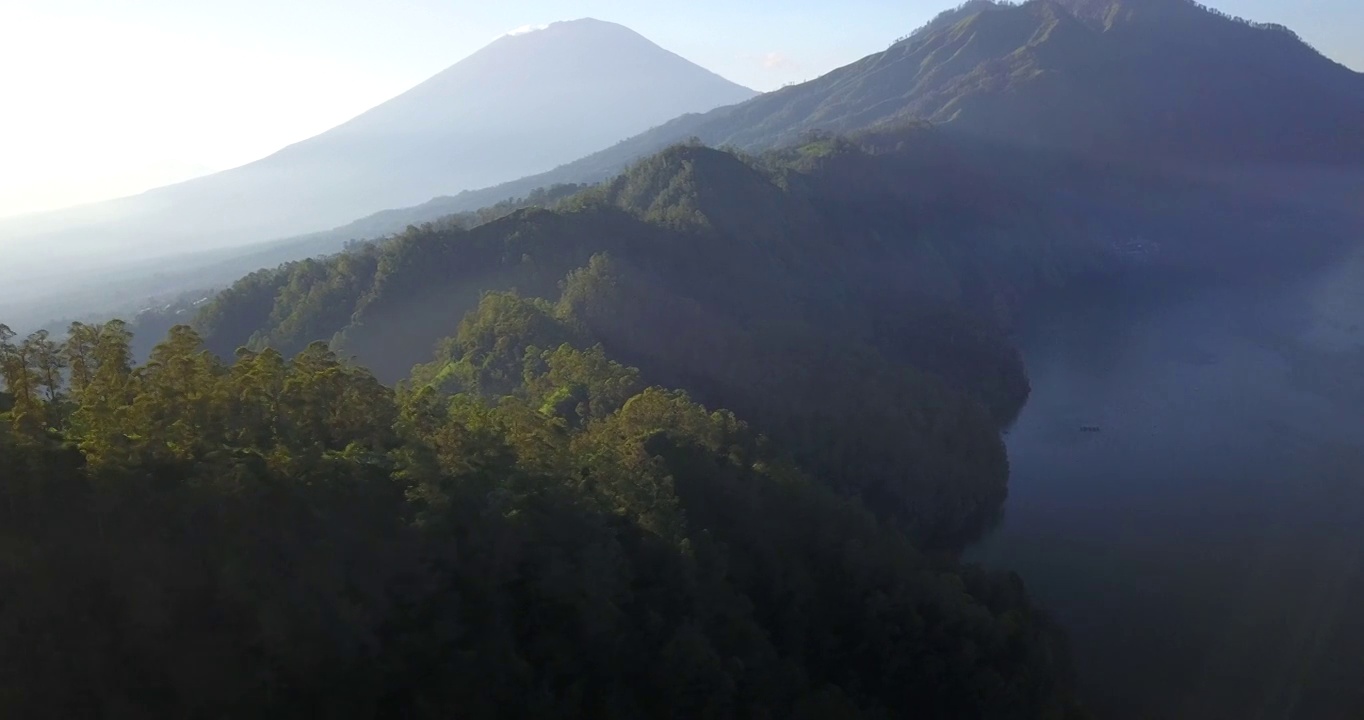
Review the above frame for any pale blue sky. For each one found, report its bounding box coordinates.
[1,0,1359,218]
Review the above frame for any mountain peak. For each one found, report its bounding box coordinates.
[902,0,1014,43]
[503,17,641,38]
[1049,0,1307,35]
[468,18,750,91]
[492,17,667,52]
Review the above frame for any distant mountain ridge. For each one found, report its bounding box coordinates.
[11,0,1364,332]
[397,0,1363,220]
[0,19,755,327]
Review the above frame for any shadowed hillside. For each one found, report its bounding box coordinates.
[190,125,1349,548]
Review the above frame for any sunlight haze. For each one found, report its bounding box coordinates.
[1,0,1360,218]
[3,2,1364,717]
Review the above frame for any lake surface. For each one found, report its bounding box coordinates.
[972,252,1364,719]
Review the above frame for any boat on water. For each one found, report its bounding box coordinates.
[1079,425,1102,433]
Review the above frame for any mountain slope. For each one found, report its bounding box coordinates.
[407,0,1364,219]
[14,0,1363,332]
[0,19,755,327]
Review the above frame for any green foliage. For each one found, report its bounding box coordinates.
[196,134,1109,546]
[0,319,1085,718]
[417,292,583,397]
[0,324,59,438]
[527,344,643,425]
[192,124,1332,545]
[553,253,1015,547]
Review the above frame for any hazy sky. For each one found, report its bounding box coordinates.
[1,0,1359,219]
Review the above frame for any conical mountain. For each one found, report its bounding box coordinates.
[252,18,757,223]
[0,19,755,321]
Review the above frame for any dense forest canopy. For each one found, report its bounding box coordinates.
[175,124,1347,550]
[0,316,1085,718]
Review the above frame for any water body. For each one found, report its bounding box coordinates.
[973,252,1364,719]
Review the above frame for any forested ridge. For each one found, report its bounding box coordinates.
[0,313,1085,718]
[0,131,1112,718]
[197,125,1340,382]
[184,125,1338,539]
